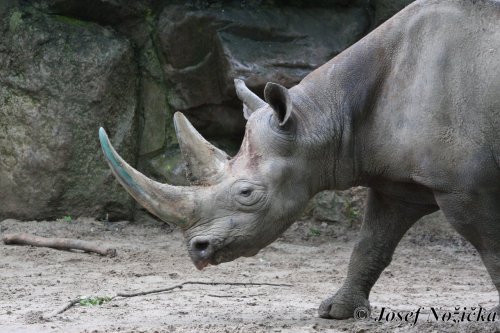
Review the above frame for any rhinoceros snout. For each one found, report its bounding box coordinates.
[188,236,216,270]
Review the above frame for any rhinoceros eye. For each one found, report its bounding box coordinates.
[232,181,266,210]
[239,188,252,197]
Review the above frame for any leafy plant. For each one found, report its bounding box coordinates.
[63,215,72,223]
[79,296,112,306]
[309,227,321,237]
[9,10,23,31]
[344,198,362,225]
[346,204,360,220]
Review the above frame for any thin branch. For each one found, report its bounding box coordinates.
[207,293,266,298]
[42,281,292,319]
[2,233,117,257]
[42,298,82,320]
[116,281,292,298]
[207,294,236,298]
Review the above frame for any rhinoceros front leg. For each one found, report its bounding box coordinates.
[319,188,437,319]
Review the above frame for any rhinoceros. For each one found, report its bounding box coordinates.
[99,0,500,319]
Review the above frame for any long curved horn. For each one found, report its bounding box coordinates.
[234,79,267,119]
[174,112,229,185]
[99,128,194,228]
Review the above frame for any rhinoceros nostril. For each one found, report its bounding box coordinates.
[193,240,210,252]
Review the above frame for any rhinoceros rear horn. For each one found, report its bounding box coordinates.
[234,79,267,119]
[173,112,229,185]
[99,128,195,228]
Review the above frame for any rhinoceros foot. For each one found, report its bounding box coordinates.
[318,287,370,319]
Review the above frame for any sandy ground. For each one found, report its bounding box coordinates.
[0,212,499,333]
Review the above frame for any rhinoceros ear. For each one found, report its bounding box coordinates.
[174,112,230,185]
[234,79,266,120]
[264,82,292,127]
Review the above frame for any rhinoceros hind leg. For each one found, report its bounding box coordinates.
[319,188,437,319]
[436,190,500,316]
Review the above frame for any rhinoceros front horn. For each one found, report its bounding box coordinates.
[99,128,195,228]
[173,112,229,185]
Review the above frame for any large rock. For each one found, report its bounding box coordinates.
[306,187,367,224]
[157,3,371,139]
[0,7,138,221]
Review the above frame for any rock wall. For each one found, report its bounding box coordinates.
[0,5,137,221]
[0,0,413,221]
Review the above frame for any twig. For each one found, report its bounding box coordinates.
[42,297,82,320]
[116,281,292,298]
[207,293,266,298]
[43,281,292,319]
[2,233,116,257]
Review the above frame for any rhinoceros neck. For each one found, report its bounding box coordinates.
[291,27,394,192]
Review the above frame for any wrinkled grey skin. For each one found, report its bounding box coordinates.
[100,0,500,319]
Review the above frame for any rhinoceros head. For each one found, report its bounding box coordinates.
[100,79,313,269]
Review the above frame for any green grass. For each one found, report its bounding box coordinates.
[9,10,23,31]
[79,296,112,306]
[309,227,321,237]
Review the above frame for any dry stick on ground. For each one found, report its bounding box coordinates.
[42,281,292,320]
[116,281,293,297]
[2,233,117,257]
[42,298,82,321]
[207,293,266,298]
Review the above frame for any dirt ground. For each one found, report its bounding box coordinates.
[1,212,499,333]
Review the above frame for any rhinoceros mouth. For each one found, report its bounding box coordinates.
[190,249,229,270]
[193,258,212,270]
[190,244,263,270]
[191,244,263,269]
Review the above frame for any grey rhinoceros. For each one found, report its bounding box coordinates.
[99,0,500,319]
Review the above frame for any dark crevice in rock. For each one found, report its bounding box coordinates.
[183,0,363,9]
[218,24,310,43]
[28,0,151,26]
[267,61,317,70]
[148,14,177,150]
[135,7,183,188]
